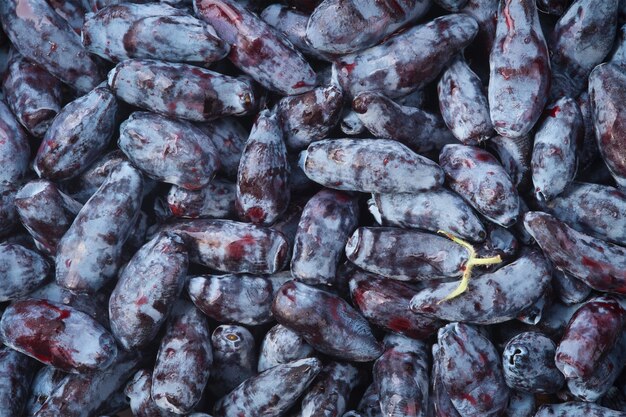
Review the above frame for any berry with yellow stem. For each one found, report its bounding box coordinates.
[437,230,502,303]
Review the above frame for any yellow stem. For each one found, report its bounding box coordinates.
[436,230,503,304]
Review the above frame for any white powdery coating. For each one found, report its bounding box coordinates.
[258,324,313,372]
[35,86,118,181]
[531,97,582,201]
[438,56,494,144]
[333,14,478,98]
[118,112,219,190]
[55,161,143,292]
[0,0,102,92]
[0,300,116,373]
[0,101,30,184]
[305,0,431,54]
[151,302,212,414]
[83,3,227,64]
[167,179,236,219]
[372,189,486,242]
[302,139,444,193]
[0,243,49,301]
[437,323,510,417]
[488,0,549,138]
[261,5,331,61]
[194,0,316,95]
[107,60,255,121]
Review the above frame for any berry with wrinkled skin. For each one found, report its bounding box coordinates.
[33,351,140,417]
[502,332,564,394]
[531,97,583,201]
[488,0,550,138]
[345,227,470,281]
[166,178,236,220]
[300,361,362,417]
[552,270,591,305]
[151,302,212,414]
[588,63,626,188]
[119,112,220,190]
[188,273,290,325]
[193,0,316,95]
[25,366,67,416]
[15,180,82,255]
[2,54,63,138]
[301,139,444,193]
[436,323,510,417]
[523,211,626,294]
[109,232,188,350]
[82,2,229,65]
[213,358,322,417]
[208,325,256,399]
[488,135,532,190]
[0,347,37,417]
[0,299,117,373]
[272,280,383,361]
[0,242,50,301]
[157,219,289,274]
[334,14,478,98]
[305,0,432,55]
[0,0,102,92]
[258,324,314,373]
[369,190,486,243]
[260,5,332,61]
[291,188,359,285]
[550,0,618,98]
[34,84,119,181]
[440,144,520,227]
[277,85,344,152]
[352,91,457,154]
[410,249,550,324]
[108,59,257,121]
[438,56,494,144]
[236,110,290,225]
[56,161,143,293]
[195,117,248,179]
[349,269,443,340]
[374,335,430,417]
[535,402,626,417]
[125,369,176,417]
[536,182,626,246]
[555,296,625,378]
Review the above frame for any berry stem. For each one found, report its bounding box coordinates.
[436,230,502,303]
